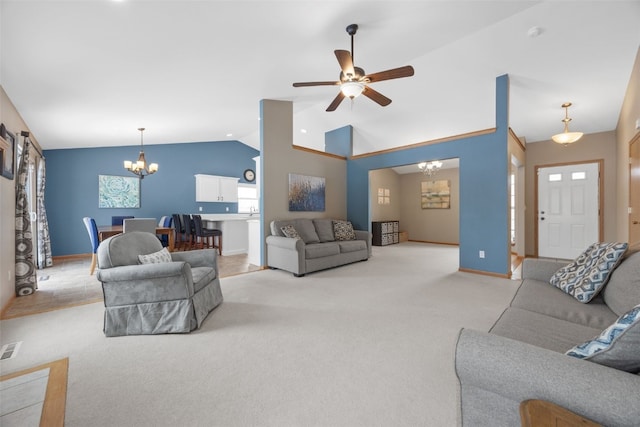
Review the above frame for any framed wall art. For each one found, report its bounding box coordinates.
[98,175,140,208]
[288,173,325,212]
[0,123,15,180]
[421,180,451,209]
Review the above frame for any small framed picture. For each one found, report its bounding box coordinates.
[0,123,15,180]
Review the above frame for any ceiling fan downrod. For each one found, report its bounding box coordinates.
[346,24,358,65]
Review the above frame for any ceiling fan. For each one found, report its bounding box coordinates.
[293,24,415,112]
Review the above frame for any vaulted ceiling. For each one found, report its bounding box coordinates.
[1,1,639,155]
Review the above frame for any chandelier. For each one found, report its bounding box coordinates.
[124,127,158,179]
[418,160,443,177]
[551,102,583,145]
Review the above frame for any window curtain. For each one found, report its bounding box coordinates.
[15,138,37,296]
[36,157,52,268]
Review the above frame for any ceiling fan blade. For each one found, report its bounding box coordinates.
[362,85,392,107]
[293,81,339,87]
[366,65,415,83]
[335,50,355,77]
[326,91,346,112]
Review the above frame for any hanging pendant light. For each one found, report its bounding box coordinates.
[124,127,158,179]
[551,102,583,145]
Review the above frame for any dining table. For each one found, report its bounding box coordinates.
[97,225,175,251]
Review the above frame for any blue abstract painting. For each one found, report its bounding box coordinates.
[288,173,325,212]
[98,175,140,208]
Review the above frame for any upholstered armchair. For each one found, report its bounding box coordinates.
[96,231,223,337]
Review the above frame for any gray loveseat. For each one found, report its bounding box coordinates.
[96,231,223,336]
[455,250,640,426]
[266,218,371,276]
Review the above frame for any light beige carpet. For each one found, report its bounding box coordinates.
[0,243,519,426]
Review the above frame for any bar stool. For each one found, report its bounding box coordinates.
[172,214,185,250]
[192,215,222,256]
[181,214,195,250]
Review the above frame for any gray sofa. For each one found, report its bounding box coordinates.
[455,250,640,426]
[96,231,223,337]
[266,218,372,276]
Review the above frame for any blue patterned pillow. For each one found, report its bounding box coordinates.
[549,242,628,303]
[566,304,640,373]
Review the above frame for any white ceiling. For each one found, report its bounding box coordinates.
[1,1,639,155]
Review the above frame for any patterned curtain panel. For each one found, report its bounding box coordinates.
[15,138,37,296]
[36,158,53,269]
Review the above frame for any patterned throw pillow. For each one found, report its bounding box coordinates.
[549,242,628,303]
[333,220,356,241]
[566,304,640,373]
[138,247,172,264]
[281,224,300,239]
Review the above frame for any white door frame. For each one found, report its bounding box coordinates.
[534,159,604,258]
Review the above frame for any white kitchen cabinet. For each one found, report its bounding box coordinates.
[195,174,239,202]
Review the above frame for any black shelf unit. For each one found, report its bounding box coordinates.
[372,220,399,246]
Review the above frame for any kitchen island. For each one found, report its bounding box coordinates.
[199,214,258,257]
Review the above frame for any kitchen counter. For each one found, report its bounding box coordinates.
[199,214,257,221]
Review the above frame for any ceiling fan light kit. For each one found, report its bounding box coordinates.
[341,81,365,98]
[293,23,414,111]
[551,102,583,145]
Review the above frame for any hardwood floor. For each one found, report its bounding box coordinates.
[0,253,261,320]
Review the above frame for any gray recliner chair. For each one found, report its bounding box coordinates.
[96,231,223,337]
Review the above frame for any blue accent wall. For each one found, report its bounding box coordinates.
[347,75,510,275]
[325,125,353,157]
[45,140,259,256]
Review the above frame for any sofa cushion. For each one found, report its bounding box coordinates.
[549,242,628,303]
[305,242,340,260]
[603,251,640,317]
[337,240,367,254]
[280,224,300,239]
[510,279,618,330]
[294,219,320,244]
[138,247,172,264]
[489,307,602,353]
[313,219,335,242]
[191,266,217,293]
[566,304,640,373]
[333,220,356,241]
[270,219,320,244]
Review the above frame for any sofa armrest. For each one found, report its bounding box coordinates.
[521,258,568,282]
[171,248,217,270]
[354,230,372,256]
[265,235,305,251]
[97,262,195,305]
[265,235,306,274]
[455,328,640,427]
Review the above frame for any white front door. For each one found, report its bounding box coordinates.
[538,162,599,259]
